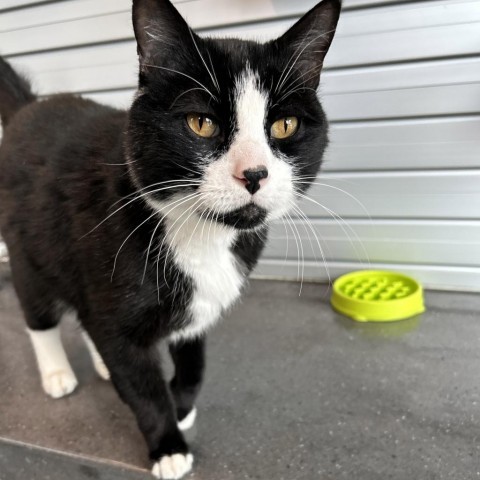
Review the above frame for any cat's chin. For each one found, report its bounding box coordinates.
[207,203,268,231]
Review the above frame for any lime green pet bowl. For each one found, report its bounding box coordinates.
[331,270,425,322]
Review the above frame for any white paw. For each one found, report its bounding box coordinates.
[151,453,193,479]
[93,357,110,381]
[42,370,78,399]
[177,407,197,431]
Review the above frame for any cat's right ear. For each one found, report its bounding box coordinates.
[132,0,191,66]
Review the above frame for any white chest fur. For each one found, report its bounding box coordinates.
[161,205,245,342]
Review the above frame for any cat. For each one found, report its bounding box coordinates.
[0,0,340,478]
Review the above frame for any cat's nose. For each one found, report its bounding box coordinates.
[237,166,269,195]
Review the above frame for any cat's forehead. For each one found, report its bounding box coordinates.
[200,37,281,85]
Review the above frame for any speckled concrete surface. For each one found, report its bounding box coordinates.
[1,262,480,480]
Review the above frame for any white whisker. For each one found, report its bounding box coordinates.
[286,211,305,296]
[294,191,371,267]
[141,192,201,284]
[189,28,220,94]
[162,195,206,289]
[80,182,201,239]
[141,63,218,102]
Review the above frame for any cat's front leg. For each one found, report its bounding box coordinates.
[90,331,193,479]
[169,336,206,431]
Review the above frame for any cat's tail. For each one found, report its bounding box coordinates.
[0,55,36,127]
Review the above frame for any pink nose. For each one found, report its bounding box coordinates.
[233,164,269,195]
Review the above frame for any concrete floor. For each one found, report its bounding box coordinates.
[1,262,480,480]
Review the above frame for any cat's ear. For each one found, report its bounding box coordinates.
[275,0,341,89]
[132,0,191,65]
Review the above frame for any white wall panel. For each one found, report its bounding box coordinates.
[0,0,416,31]
[2,0,479,64]
[0,0,47,10]
[325,117,480,171]
[254,261,480,291]
[302,171,480,219]
[264,220,480,266]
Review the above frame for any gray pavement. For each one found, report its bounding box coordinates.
[1,263,480,479]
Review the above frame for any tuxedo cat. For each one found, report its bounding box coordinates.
[0,0,340,478]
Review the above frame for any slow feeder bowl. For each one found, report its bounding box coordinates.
[331,270,425,322]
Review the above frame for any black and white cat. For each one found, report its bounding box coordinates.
[0,0,340,478]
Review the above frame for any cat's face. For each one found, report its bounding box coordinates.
[127,0,340,230]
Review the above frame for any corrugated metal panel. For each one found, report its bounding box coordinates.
[11,56,480,120]
[0,0,48,10]
[255,261,480,291]
[1,0,479,291]
[264,220,480,266]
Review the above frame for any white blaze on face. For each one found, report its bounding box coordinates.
[200,68,295,221]
[147,69,297,343]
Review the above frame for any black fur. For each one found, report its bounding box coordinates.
[0,56,35,126]
[0,0,340,473]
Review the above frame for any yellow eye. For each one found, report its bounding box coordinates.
[186,113,219,138]
[271,116,299,139]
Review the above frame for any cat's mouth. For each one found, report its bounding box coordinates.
[202,202,267,230]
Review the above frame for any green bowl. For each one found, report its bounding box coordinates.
[331,270,425,322]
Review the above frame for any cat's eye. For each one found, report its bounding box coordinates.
[270,116,299,140]
[186,113,219,138]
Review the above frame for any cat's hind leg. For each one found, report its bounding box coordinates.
[82,331,110,380]
[8,253,78,398]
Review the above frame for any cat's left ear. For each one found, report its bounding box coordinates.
[132,0,191,65]
[275,0,341,89]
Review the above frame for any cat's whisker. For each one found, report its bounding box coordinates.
[294,174,358,186]
[206,50,221,94]
[162,195,207,290]
[280,217,290,270]
[290,204,320,281]
[201,200,225,255]
[142,218,163,285]
[276,28,336,95]
[156,202,196,297]
[112,180,200,207]
[294,191,371,267]
[184,198,210,253]
[169,87,210,110]
[141,192,201,284]
[170,161,204,177]
[188,28,220,94]
[275,22,317,94]
[277,83,318,104]
[207,203,219,247]
[277,69,322,104]
[294,180,372,221]
[100,160,139,166]
[287,211,306,296]
[111,210,158,281]
[290,202,332,291]
[154,194,206,294]
[141,63,218,102]
[209,202,224,248]
[199,201,215,244]
[114,191,199,282]
[283,213,301,289]
[276,63,323,103]
[81,182,202,239]
[110,179,203,208]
